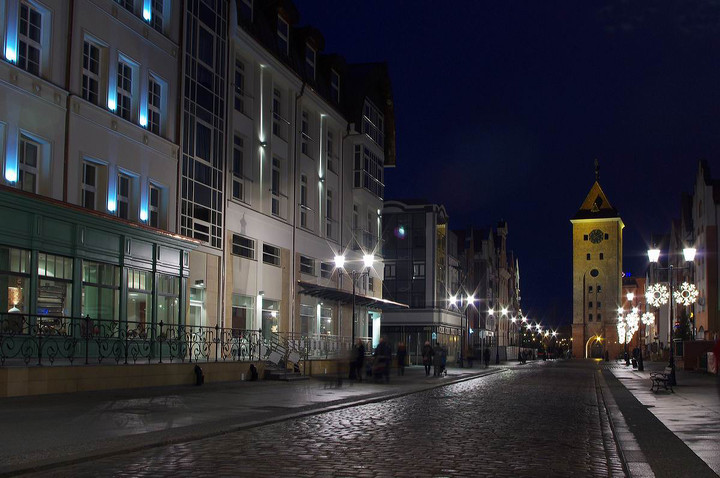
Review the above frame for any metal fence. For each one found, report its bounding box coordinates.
[0,313,262,366]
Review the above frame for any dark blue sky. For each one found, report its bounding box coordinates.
[296,1,720,326]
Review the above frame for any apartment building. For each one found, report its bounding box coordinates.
[1,0,192,335]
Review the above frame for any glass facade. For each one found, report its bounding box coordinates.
[82,261,120,323]
[231,294,254,332]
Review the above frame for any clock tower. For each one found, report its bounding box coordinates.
[571,169,624,359]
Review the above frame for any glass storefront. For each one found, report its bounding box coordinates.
[157,274,180,329]
[188,285,205,328]
[261,298,280,341]
[127,269,153,336]
[231,294,254,332]
[37,252,73,317]
[320,306,333,335]
[0,247,31,333]
[81,261,120,324]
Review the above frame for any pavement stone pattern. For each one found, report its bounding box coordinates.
[606,361,720,477]
[20,361,624,477]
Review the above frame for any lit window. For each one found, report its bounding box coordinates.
[18,135,40,193]
[305,43,316,80]
[116,58,133,121]
[412,262,425,279]
[277,15,289,55]
[148,75,163,135]
[82,162,97,210]
[82,39,102,105]
[18,2,43,76]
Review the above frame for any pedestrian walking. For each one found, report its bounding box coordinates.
[396,341,407,376]
[354,339,366,382]
[422,341,433,376]
[433,342,443,376]
[483,347,491,368]
[373,337,391,383]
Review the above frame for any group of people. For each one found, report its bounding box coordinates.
[421,341,450,376]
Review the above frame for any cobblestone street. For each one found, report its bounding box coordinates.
[27,361,624,477]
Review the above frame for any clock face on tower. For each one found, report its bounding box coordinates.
[589,229,604,244]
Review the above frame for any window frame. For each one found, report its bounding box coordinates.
[82,38,103,106]
[263,243,281,266]
[18,134,40,193]
[231,234,255,260]
[149,183,161,228]
[17,1,43,76]
[300,255,315,276]
[277,15,289,55]
[116,56,135,122]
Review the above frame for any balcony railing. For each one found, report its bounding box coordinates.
[0,313,262,366]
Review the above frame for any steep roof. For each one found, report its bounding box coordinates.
[572,181,620,220]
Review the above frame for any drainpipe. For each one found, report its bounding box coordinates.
[62,0,76,203]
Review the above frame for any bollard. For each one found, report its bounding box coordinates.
[194,364,204,386]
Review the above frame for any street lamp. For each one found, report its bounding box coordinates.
[334,253,374,346]
[647,246,697,386]
[449,293,476,367]
[617,307,640,366]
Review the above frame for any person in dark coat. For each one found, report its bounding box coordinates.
[433,343,443,376]
[483,348,491,368]
[396,341,407,376]
[354,339,366,382]
[422,341,433,376]
[373,337,391,382]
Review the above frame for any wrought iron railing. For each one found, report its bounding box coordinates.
[0,313,262,366]
[279,333,372,360]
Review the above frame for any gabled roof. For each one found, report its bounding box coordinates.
[572,181,620,220]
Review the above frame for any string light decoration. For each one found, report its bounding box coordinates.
[646,283,670,308]
[675,282,699,306]
[641,312,655,326]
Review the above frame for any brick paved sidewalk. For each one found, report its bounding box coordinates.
[0,363,503,476]
[606,359,720,476]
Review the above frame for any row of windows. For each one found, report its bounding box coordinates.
[81,38,168,136]
[586,253,605,260]
[384,262,426,280]
[114,0,167,34]
[1,246,179,326]
[354,145,384,200]
[230,234,343,280]
[588,301,602,309]
[588,314,602,322]
[0,129,165,228]
[237,3,341,101]
[7,1,168,81]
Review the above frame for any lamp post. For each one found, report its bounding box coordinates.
[334,253,374,346]
[449,293,476,368]
[647,246,697,387]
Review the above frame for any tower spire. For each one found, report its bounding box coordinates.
[595,158,599,181]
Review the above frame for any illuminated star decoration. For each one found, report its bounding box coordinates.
[641,312,655,326]
[646,283,669,308]
[675,282,698,306]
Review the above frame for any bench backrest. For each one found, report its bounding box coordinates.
[664,367,673,374]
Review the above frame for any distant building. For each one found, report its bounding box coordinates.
[571,177,624,359]
[381,201,462,363]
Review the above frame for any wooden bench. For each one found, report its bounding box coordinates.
[650,366,674,393]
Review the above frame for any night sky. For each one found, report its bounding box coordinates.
[295,1,720,327]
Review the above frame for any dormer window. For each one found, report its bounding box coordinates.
[305,43,316,80]
[277,15,289,55]
[330,69,340,103]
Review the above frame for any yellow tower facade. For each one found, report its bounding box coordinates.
[571,180,624,359]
